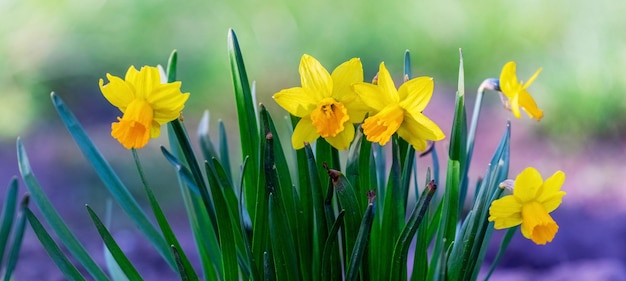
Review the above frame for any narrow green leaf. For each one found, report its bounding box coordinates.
[205,162,240,280]
[211,158,256,280]
[169,119,219,233]
[218,120,233,182]
[268,194,300,281]
[131,149,198,280]
[3,195,28,281]
[0,177,18,266]
[346,126,372,211]
[326,167,362,268]
[86,205,143,281]
[167,124,221,281]
[49,93,175,271]
[377,136,404,280]
[391,181,437,281]
[171,245,191,281]
[198,111,220,166]
[25,208,86,281]
[228,28,260,218]
[17,138,109,281]
[483,226,517,281]
[448,123,510,281]
[345,192,376,281]
[320,210,345,280]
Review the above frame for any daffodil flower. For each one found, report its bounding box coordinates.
[273,54,367,150]
[488,167,566,245]
[100,66,190,149]
[499,61,543,120]
[353,62,445,151]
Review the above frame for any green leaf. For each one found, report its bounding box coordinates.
[3,195,28,281]
[326,167,362,268]
[483,226,517,281]
[49,93,175,271]
[320,210,345,280]
[228,28,260,218]
[345,193,376,281]
[391,181,437,281]
[268,194,300,281]
[25,208,86,281]
[447,122,510,281]
[17,138,109,281]
[167,124,221,281]
[345,126,372,211]
[0,177,18,266]
[218,120,233,183]
[86,205,143,281]
[377,136,404,280]
[205,162,240,280]
[131,149,198,280]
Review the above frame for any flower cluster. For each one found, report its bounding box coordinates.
[273,54,445,151]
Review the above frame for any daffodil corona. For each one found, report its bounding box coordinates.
[100,66,190,149]
[353,62,445,151]
[488,167,566,245]
[273,55,367,150]
[498,61,543,120]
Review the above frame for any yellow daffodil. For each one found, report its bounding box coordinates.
[488,167,566,245]
[99,65,190,149]
[273,54,367,150]
[353,62,445,151]
[499,61,543,120]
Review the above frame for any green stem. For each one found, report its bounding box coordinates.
[465,78,499,173]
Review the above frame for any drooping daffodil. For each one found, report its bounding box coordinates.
[100,65,190,149]
[273,54,367,150]
[353,62,445,151]
[488,167,566,245]
[498,61,543,121]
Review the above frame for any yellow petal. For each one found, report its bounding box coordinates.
[342,95,370,123]
[510,94,522,119]
[150,120,161,138]
[398,77,434,113]
[149,83,190,124]
[513,167,543,202]
[488,195,523,229]
[538,171,566,213]
[517,90,543,121]
[396,112,445,151]
[300,54,332,100]
[331,58,363,101]
[523,67,542,89]
[325,122,355,150]
[376,62,400,104]
[362,105,404,146]
[273,87,319,117]
[499,61,520,98]
[353,83,386,112]
[128,66,161,100]
[100,74,135,112]
[520,201,558,245]
[124,65,140,83]
[292,117,319,149]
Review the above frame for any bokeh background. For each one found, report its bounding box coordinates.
[1,0,625,280]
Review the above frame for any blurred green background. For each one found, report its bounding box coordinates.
[1,0,625,144]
